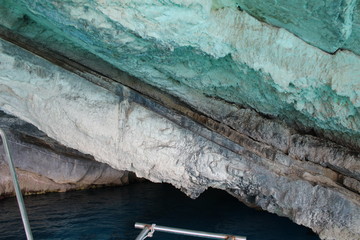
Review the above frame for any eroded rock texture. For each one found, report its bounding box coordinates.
[233,0,358,54]
[0,111,132,197]
[1,1,360,240]
[0,0,360,150]
[0,37,359,240]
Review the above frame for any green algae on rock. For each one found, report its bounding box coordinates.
[1,0,360,150]
[234,0,358,53]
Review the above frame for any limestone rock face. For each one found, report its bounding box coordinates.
[234,0,358,54]
[1,0,360,150]
[0,37,359,240]
[0,111,132,197]
[344,1,360,55]
[1,1,360,240]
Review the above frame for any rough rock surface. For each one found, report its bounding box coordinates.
[1,0,360,150]
[0,37,359,240]
[232,0,358,54]
[0,111,132,197]
[344,1,360,54]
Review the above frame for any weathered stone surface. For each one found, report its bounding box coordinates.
[0,112,132,197]
[222,109,294,152]
[1,0,360,151]
[289,134,360,181]
[343,1,360,55]
[343,176,360,194]
[0,36,359,240]
[233,0,357,53]
[0,164,76,197]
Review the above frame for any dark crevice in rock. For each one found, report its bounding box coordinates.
[0,110,95,161]
[18,133,95,161]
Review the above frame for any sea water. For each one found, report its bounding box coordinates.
[0,182,320,240]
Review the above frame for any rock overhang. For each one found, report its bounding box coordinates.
[0,1,360,239]
[0,37,359,239]
[1,0,360,150]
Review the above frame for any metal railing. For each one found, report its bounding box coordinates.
[0,128,33,240]
[135,222,246,240]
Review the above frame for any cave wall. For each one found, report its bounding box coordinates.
[1,1,360,240]
[0,37,359,240]
[232,0,359,54]
[1,0,360,150]
[0,111,132,197]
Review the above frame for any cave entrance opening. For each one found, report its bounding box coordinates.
[0,182,320,239]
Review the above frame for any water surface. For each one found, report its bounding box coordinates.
[0,182,320,240]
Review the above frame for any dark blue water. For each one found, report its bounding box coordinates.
[0,182,319,240]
